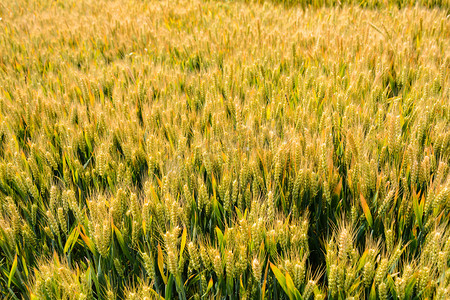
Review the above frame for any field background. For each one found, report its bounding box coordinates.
[0,0,449,299]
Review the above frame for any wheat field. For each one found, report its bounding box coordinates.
[0,0,449,299]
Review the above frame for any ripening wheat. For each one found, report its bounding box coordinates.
[0,0,449,299]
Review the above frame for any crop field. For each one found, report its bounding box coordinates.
[0,0,449,299]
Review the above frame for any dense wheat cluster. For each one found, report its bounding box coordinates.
[0,0,449,299]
